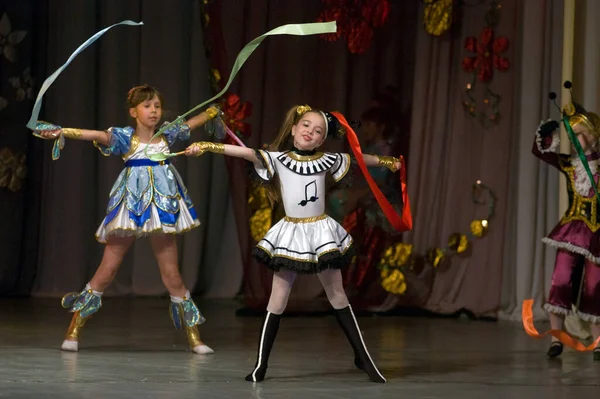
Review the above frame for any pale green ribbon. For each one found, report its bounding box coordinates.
[146,21,337,161]
[27,20,143,130]
[27,20,143,160]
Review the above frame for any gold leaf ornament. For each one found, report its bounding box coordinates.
[470,219,489,238]
[379,243,413,268]
[425,247,445,268]
[0,147,13,188]
[448,233,469,254]
[424,0,453,37]
[248,185,272,242]
[0,147,27,192]
[211,69,221,84]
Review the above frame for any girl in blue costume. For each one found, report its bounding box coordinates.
[35,85,218,354]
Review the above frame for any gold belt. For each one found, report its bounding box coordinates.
[283,214,327,223]
[563,193,600,231]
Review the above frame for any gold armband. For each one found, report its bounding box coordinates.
[205,106,219,120]
[189,141,225,156]
[62,128,83,140]
[378,155,401,172]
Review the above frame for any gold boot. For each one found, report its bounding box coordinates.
[169,291,213,354]
[185,324,214,354]
[61,311,89,352]
[60,283,103,352]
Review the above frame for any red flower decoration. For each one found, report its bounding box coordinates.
[316,7,346,42]
[347,21,374,54]
[221,93,252,141]
[316,0,390,54]
[462,27,509,83]
[361,0,390,27]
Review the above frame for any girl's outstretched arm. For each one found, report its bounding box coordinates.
[36,126,111,146]
[363,153,402,172]
[185,106,219,131]
[185,141,261,165]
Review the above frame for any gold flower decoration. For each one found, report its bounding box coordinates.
[380,268,407,295]
[0,13,27,62]
[9,67,33,101]
[296,105,312,115]
[0,147,27,192]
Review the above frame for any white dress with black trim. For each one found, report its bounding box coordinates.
[252,149,354,273]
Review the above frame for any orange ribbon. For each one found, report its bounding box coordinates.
[331,112,413,232]
[521,299,600,351]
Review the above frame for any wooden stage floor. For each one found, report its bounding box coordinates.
[0,298,598,399]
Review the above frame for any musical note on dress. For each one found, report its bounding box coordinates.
[298,180,318,206]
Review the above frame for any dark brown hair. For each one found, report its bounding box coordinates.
[127,84,164,109]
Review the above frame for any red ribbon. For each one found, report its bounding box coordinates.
[331,112,412,232]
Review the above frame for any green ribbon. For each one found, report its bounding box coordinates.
[562,116,600,202]
[146,21,337,161]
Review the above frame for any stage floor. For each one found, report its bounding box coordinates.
[0,298,598,399]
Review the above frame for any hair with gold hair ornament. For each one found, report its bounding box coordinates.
[547,81,600,206]
[296,105,312,115]
[295,104,346,139]
[559,81,600,137]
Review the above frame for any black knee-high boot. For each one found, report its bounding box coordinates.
[334,305,386,383]
[245,311,281,382]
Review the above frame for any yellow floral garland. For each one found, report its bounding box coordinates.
[379,180,495,294]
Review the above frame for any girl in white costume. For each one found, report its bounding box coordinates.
[186,105,404,383]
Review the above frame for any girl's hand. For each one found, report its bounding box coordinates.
[185,142,206,157]
[185,141,225,157]
[538,119,559,137]
[378,155,402,173]
[37,129,62,139]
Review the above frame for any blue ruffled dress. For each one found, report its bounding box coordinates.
[94,120,199,243]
